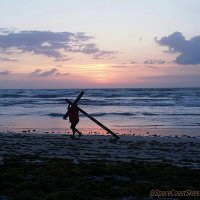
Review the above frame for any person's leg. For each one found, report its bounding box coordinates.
[70,123,76,138]
[70,121,81,138]
[74,128,82,137]
[74,121,82,137]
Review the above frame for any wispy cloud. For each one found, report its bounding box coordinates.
[111,65,128,68]
[67,42,116,59]
[39,68,58,77]
[0,28,16,34]
[129,61,136,64]
[55,72,69,76]
[29,68,69,77]
[155,32,200,65]
[0,70,10,75]
[29,69,43,77]
[0,29,115,60]
[0,57,18,62]
[144,59,165,64]
[92,50,116,59]
[54,57,71,62]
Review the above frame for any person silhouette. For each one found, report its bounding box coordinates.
[67,103,82,138]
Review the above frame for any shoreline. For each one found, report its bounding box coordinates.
[1,126,200,137]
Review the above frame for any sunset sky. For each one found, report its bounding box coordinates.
[0,0,200,88]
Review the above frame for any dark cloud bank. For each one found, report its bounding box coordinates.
[0,29,115,61]
[156,32,200,65]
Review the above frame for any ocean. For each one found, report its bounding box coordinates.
[0,88,200,135]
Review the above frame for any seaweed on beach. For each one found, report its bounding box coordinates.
[0,156,200,200]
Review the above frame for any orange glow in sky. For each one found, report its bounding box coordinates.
[0,0,200,88]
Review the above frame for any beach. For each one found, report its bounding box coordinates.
[1,131,200,168]
[1,131,200,200]
[1,88,200,199]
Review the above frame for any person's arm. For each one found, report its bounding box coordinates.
[63,104,70,120]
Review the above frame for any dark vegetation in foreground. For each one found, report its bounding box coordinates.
[0,156,200,200]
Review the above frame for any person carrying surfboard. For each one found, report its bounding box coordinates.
[67,103,82,138]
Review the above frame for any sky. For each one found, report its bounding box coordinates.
[0,0,200,88]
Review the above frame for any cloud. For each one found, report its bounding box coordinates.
[81,43,99,54]
[73,32,93,41]
[29,68,69,77]
[121,60,137,65]
[30,69,43,76]
[54,57,71,62]
[144,65,157,69]
[155,32,200,65]
[144,59,165,64]
[39,68,58,77]
[66,42,116,59]
[111,65,128,68]
[129,61,136,64]
[0,28,16,34]
[0,29,115,60]
[92,50,116,59]
[55,72,69,76]
[0,57,18,62]
[0,70,10,75]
